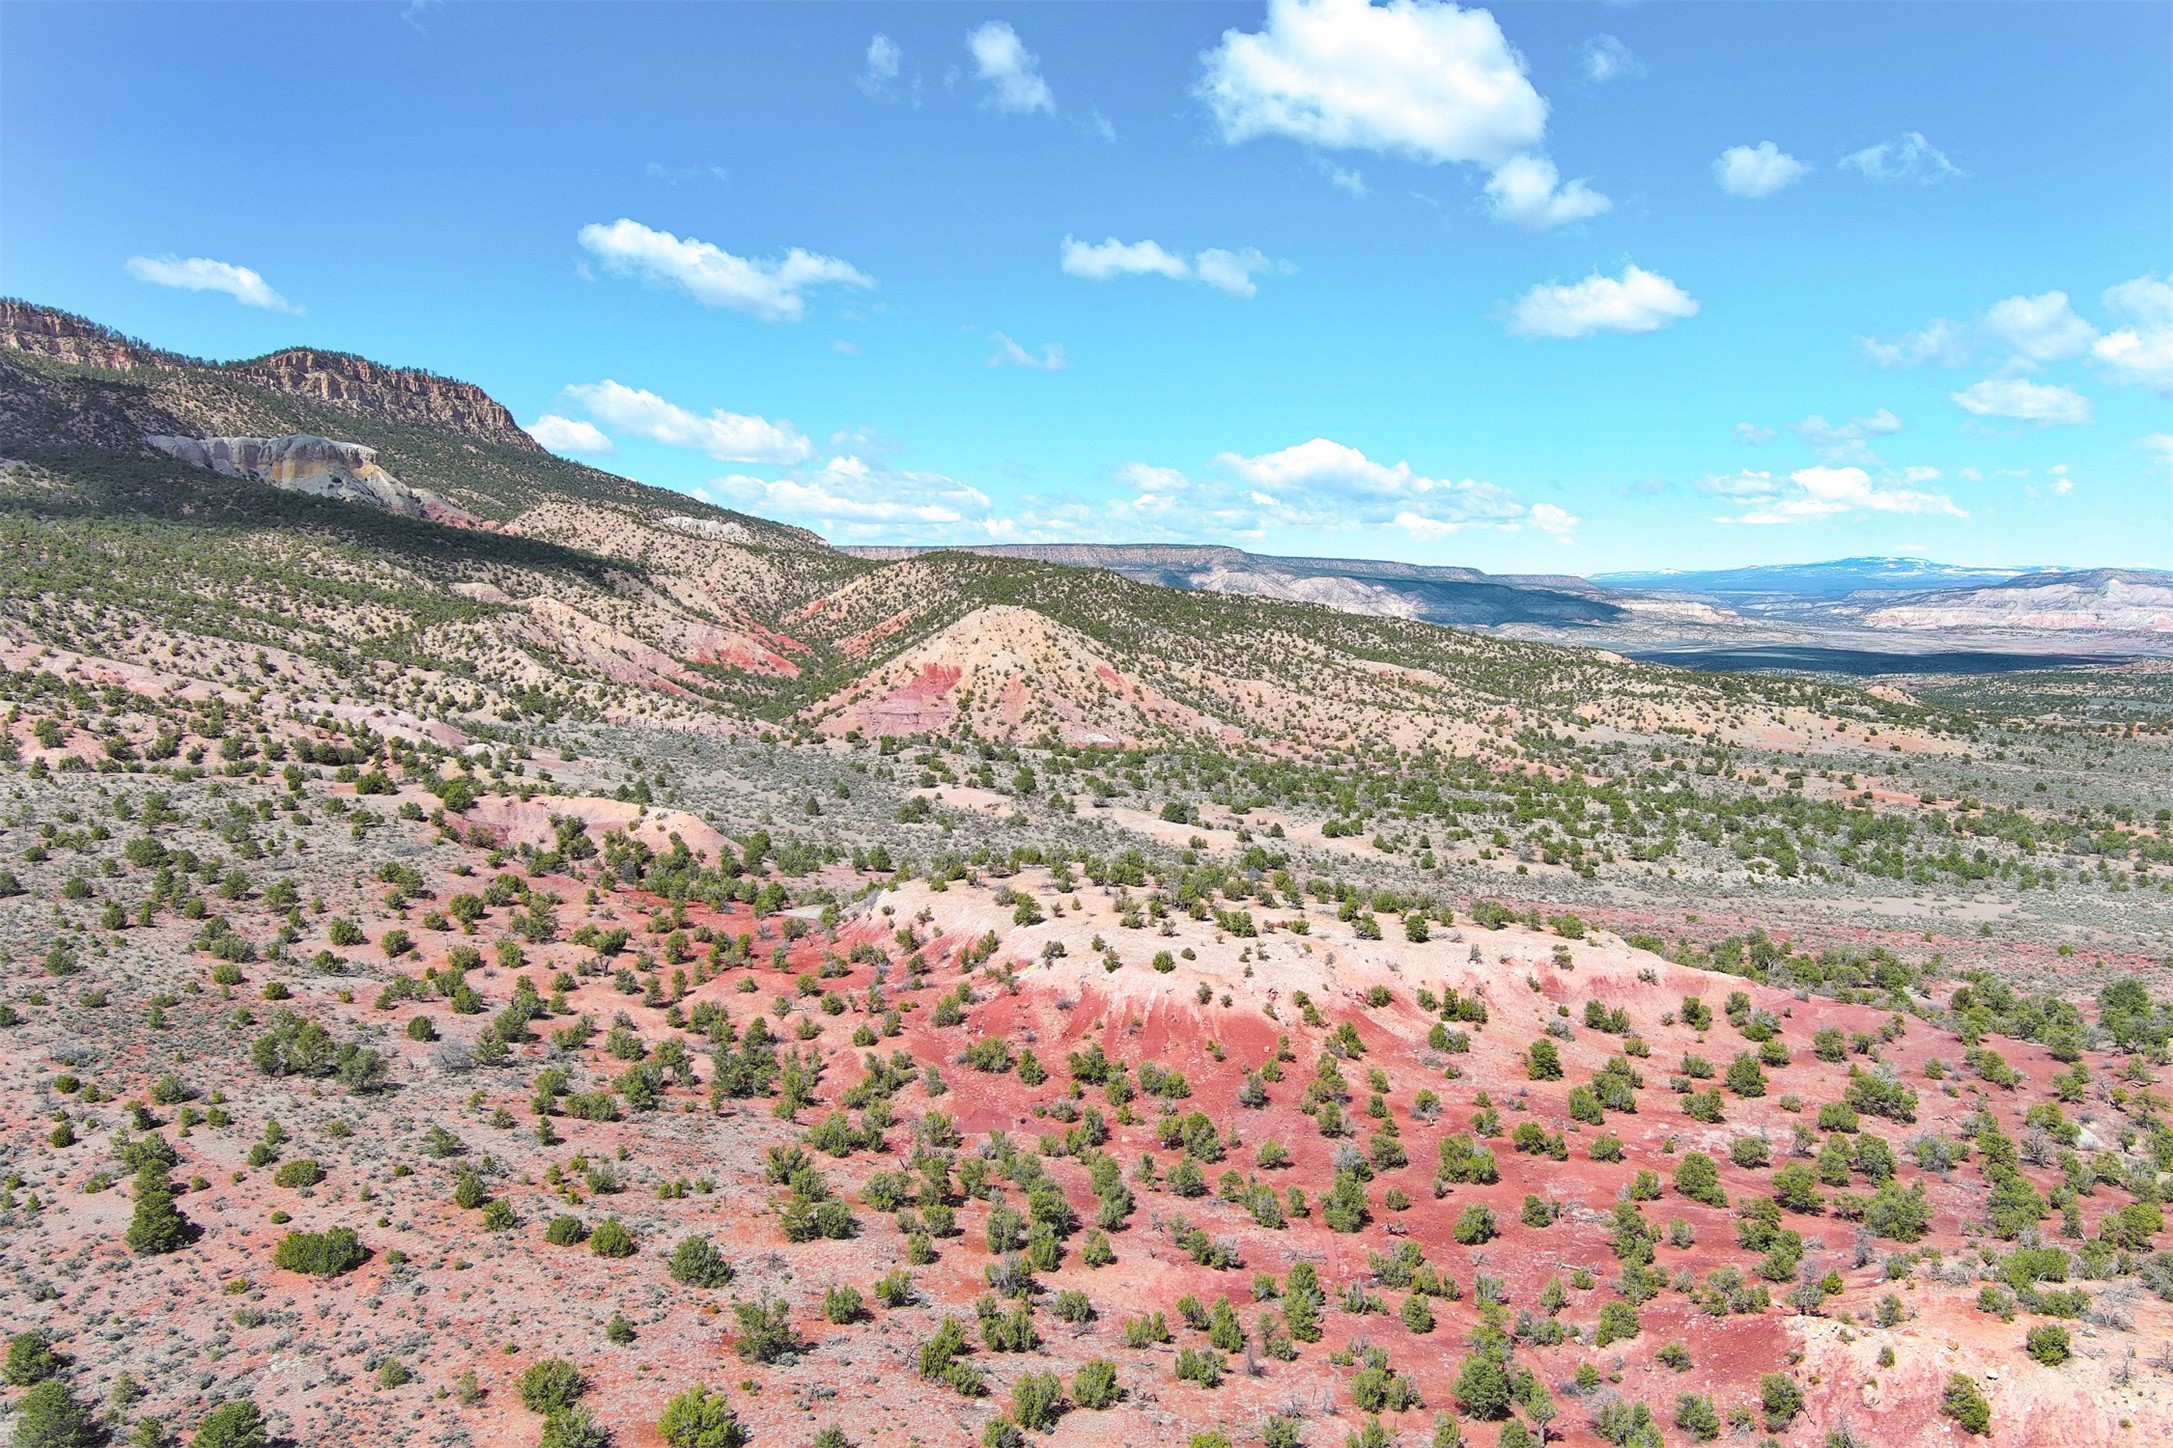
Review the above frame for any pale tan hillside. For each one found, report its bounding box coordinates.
[808,604,1233,746]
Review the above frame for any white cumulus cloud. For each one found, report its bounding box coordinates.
[562,380,812,464]
[1059,236,1189,282]
[1525,501,1580,536]
[2098,337,2173,391]
[2104,273,2173,327]
[1713,142,1808,199]
[1193,247,1279,297]
[1707,465,1964,525]
[2092,273,2173,393]
[576,218,872,323]
[1952,377,2094,426]
[124,254,300,313]
[967,21,1054,114]
[1107,461,1265,536]
[1864,291,2098,373]
[1841,132,1962,184]
[1198,0,1615,235]
[1059,236,1281,297]
[1214,437,1531,532]
[2139,433,2173,469]
[525,415,615,457]
[1107,438,1566,542]
[1115,462,1192,497]
[1484,154,1610,229]
[1984,291,2097,363]
[1198,0,1547,167]
[712,455,995,542]
[1506,264,1697,339]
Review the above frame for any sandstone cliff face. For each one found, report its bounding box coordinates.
[1861,573,2173,635]
[227,349,541,452]
[0,300,158,372]
[144,433,473,524]
[0,301,539,452]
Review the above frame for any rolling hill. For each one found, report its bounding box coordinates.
[845,542,1634,630]
[0,298,1954,761]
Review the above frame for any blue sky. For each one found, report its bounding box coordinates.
[4,1,2168,573]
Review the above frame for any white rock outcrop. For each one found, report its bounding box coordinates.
[144,433,468,522]
[656,514,756,544]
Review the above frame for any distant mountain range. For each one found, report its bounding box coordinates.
[845,545,2173,653]
[1590,557,2173,644]
[1590,556,2055,597]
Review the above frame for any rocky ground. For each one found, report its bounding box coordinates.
[4,712,2172,1448]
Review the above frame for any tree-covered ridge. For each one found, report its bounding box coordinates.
[0,340,822,538]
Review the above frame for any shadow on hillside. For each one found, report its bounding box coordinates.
[0,440,626,584]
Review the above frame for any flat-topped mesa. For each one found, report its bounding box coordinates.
[0,299,540,453]
[0,298,160,372]
[226,349,541,452]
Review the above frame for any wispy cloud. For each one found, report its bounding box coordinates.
[1314,157,1369,198]
[710,455,996,542]
[577,218,872,322]
[1860,317,1968,368]
[1580,35,1645,83]
[644,162,729,186]
[858,33,910,100]
[1059,236,1285,298]
[1113,437,1573,542]
[1841,131,1962,184]
[124,254,300,313]
[1704,465,1964,525]
[1794,408,1902,464]
[987,333,1065,371]
[562,380,812,464]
